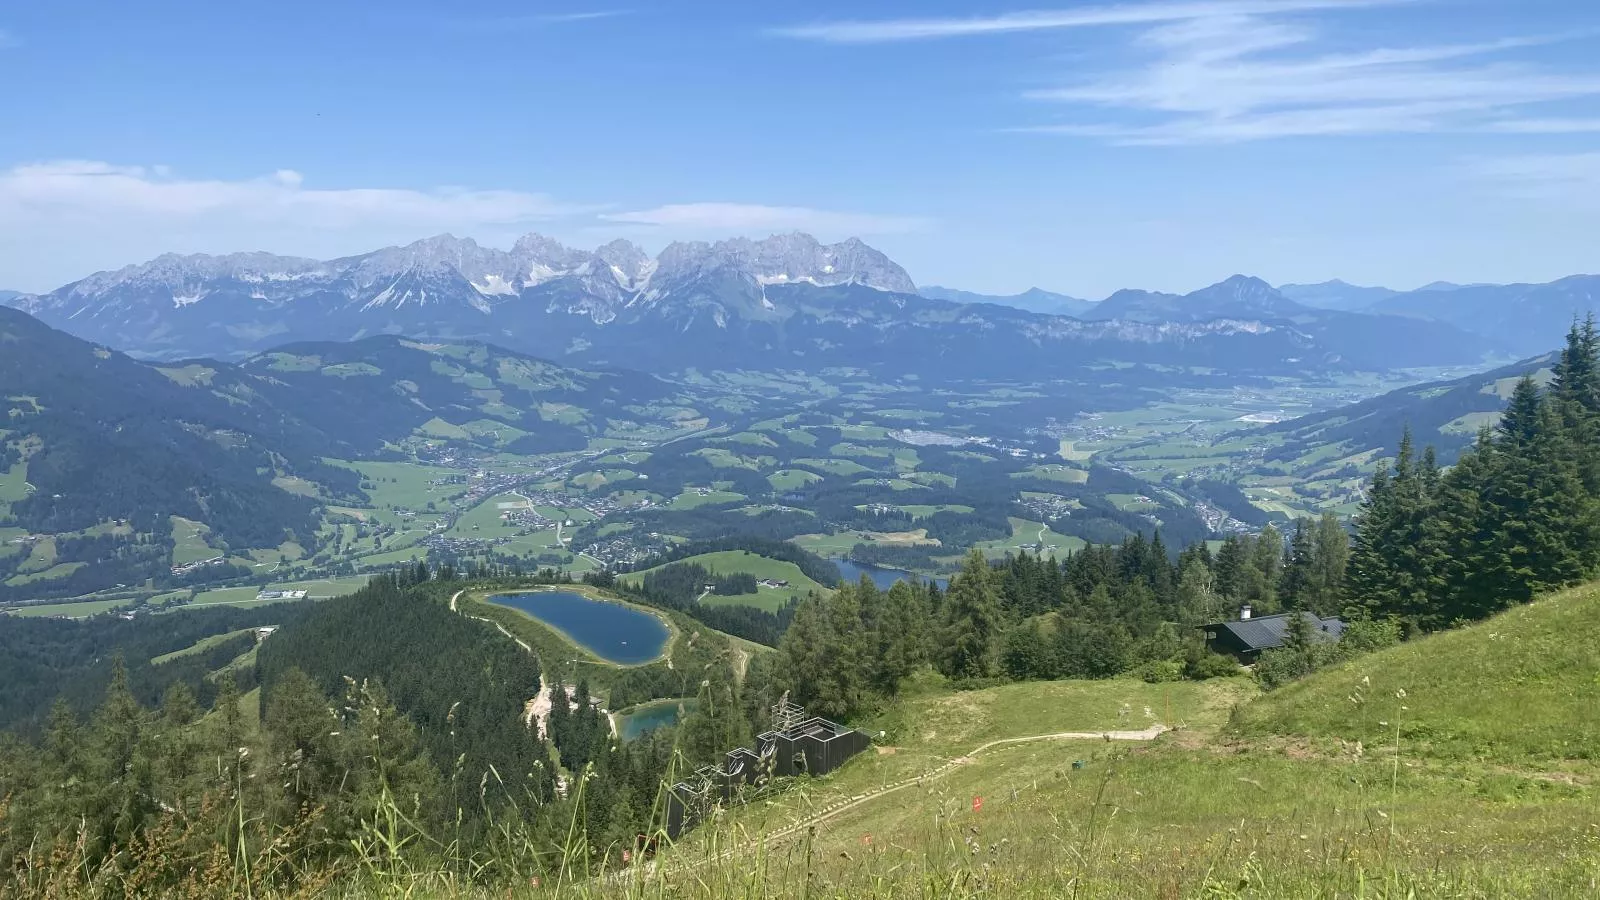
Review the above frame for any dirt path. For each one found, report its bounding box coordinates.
[449,589,463,612]
[655,724,1170,876]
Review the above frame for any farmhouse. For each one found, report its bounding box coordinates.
[1201,606,1345,663]
[255,589,309,601]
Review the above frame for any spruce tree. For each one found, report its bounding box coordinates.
[1279,519,1315,611]
[1308,512,1349,616]
[940,550,1004,680]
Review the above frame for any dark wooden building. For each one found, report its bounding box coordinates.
[665,702,870,838]
[1201,608,1345,663]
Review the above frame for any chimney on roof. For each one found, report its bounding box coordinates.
[1240,604,1253,621]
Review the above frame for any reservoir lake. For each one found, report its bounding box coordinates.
[488,591,669,665]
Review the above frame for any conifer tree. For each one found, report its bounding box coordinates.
[1308,512,1349,616]
[1279,519,1315,611]
[940,550,1004,679]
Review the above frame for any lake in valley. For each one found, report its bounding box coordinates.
[831,558,950,590]
[488,590,670,665]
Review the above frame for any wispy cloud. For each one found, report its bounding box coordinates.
[1017,15,1600,143]
[603,202,929,234]
[439,9,630,33]
[780,2,1600,144]
[1469,153,1600,201]
[773,0,1393,43]
[0,161,587,229]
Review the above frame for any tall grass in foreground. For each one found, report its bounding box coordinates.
[11,729,1596,899]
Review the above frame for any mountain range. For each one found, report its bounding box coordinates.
[918,285,1096,317]
[10,232,1586,377]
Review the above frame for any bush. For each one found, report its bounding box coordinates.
[1184,651,1241,680]
[1138,659,1185,683]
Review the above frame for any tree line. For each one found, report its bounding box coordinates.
[1346,319,1600,631]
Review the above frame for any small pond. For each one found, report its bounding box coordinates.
[831,558,950,590]
[489,591,669,665]
[617,698,699,741]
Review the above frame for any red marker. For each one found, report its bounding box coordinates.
[972,796,984,812]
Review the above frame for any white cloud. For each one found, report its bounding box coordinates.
[773,0,1394,43]
[603,202,929,234]
[1020,13,1600,143]
[0,160,585,229]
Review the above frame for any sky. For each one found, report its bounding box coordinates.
[2,0,1600,298]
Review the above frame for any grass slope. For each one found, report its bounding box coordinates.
[644,585,1600,898]
[1233,579,1600,765]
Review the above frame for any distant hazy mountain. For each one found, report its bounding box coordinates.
[1277,280,1400,311]
[0,290,19,303]
[1367,275,1600,357]
[1260,352,1556,471]
[1077,275,1494,369]
[919,285,1096,317]
[4,236,1499,379]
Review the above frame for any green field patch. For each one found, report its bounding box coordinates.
[1441,410,1503,435]
[17,536,57,573]
[767,469,823,491]
[689,447,767,470]
[154,364,216,387]
[893,504,975,517]
[715,431,779,448]
[792,457,871,477]
[448,493,533,539]
[184,576,371,609]
[326,459,468,510]
[1107,492,1161,511]
[169,516,220,566]
[902,471,958,488]
[151,628,258,665]
[271,475,321,497]
[665,489,746,510]
[354,546,430,568]
[5,561,86,586]
[852,477,928,492]
[0,458,29,505]
[1057,439,1096,461]
[829,442,894,460]
[974,517,1087,558]
[4,597,138,618]
[320,362,381,378]
[537,402,588,425]
[624,550,831,613]
[1013,464,1089,484]
[595,451,651,466]
[262,352,321,372]
[417,417,472,440]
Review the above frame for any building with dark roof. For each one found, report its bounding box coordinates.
[1201,608,1345,663]
[664,700,869,838]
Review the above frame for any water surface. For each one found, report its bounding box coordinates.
[831,558,950,590]
[489,591,669,665]
[617,698,698,741]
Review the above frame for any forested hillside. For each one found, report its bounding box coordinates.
[0,307,708,601]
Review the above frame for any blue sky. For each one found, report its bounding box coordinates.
[2,0,1599,297]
